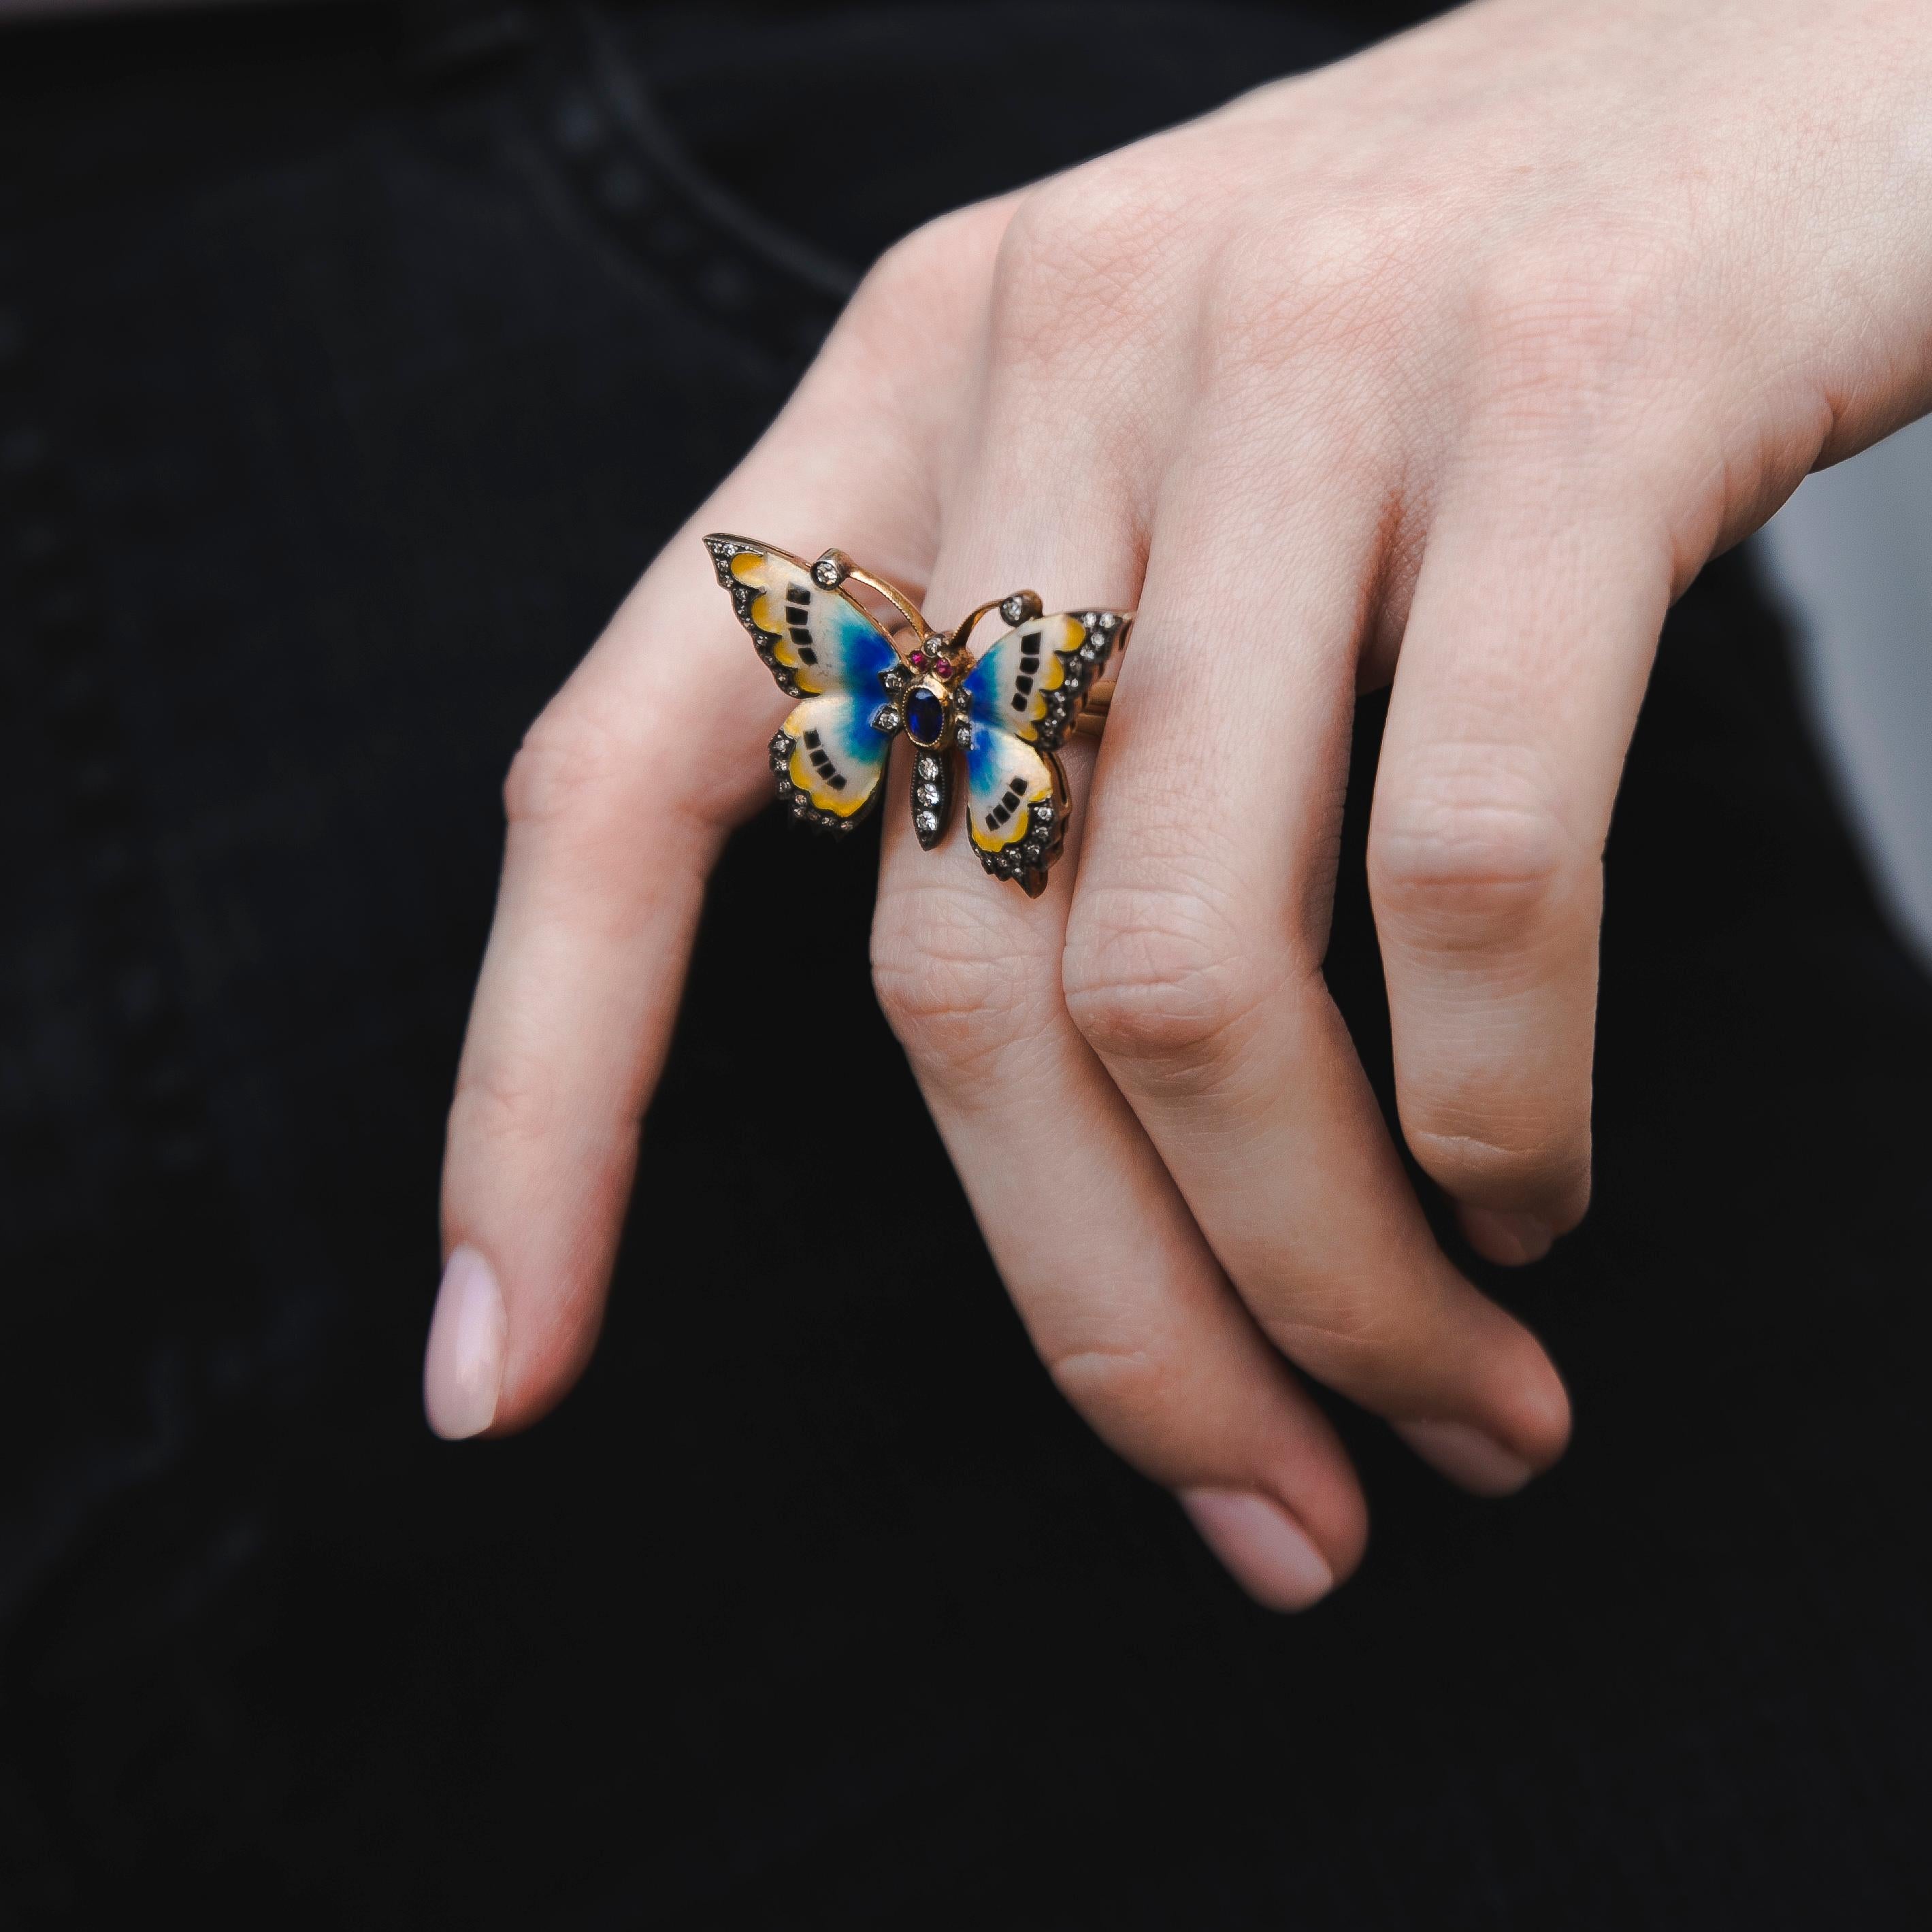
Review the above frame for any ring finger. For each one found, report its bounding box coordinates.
[1065,429,1572,1492]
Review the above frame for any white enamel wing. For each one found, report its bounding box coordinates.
[706,534,1130,892]
[956,610,1126,894]
[704,536,902,831]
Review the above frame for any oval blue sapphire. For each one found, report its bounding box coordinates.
[903,685,947,748]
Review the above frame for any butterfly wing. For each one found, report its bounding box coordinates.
[957,608,1125,753]
[706,534,904,830]
[957,609,1128,891]
[960,723,1064,894]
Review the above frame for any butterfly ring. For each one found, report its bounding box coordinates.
[705,535,1132,898]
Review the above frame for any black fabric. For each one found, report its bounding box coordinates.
[2,3,1928,1925]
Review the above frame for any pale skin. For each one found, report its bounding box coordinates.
[428,0,1932,1608]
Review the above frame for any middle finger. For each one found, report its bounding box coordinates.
[870,446,1369,1607]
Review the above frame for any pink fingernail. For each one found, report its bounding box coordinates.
[423,1245,507,1441]
[1459,1205,1554,1266]
[1396,1418,1535,1496]
[1179,1488,1335,1611]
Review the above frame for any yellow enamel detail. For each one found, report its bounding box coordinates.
[730,553,812,678]
[1013,614,1083,741]
[968,747,1054,853]
[783,700,877,818]
[734,551,844,692]
[788,744,867,815]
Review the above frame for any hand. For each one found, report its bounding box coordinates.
[431,0,1932,1607]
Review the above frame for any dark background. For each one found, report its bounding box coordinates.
[2,2,1928,1924]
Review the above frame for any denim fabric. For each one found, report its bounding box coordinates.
[1,3,1927,1924]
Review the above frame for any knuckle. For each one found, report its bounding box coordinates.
[850,201,1001,326]
[1205,199,1403,373]
[1260,1285,1419,1401]
[1043,1339,1182,1445]
[987,171,1154,365]
[1404,1120,1592,1217]
[870,889,1045,1088]
[1062,883,1279,1076]
[1369,769,1586,952]
[502,702,628,841]
[446,1047,554,1164]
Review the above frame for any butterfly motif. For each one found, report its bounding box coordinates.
[704,534,1130,896]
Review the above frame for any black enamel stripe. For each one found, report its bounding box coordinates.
[987,775,1030,829]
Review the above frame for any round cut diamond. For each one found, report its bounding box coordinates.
[874,706,902,734]
[917,783,941,807]
[915,810,940,836]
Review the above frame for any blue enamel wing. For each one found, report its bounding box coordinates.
[704,535,1129,896]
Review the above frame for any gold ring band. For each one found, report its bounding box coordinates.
[1071,678,1117,738]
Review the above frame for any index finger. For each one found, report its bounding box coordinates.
[427,218,995,1437]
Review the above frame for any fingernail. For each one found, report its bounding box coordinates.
[1179,1488,1335,1611]
[1459,1205,1553,1266]
[1396,1418,1535,1496]
[423,1244,507,1440]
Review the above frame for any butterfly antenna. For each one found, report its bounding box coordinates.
[815,548,935,644]
[951,589,1043,661]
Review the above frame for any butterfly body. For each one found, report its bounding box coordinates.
[707,534,1129,896]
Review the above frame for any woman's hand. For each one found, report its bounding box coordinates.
[430,0,1932,1606]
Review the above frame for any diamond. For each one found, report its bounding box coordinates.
[883,668,906,691]
[813,557,842,587]
[917,783,941,806]
[874,706,902,734]
[1032,804,1053,826]
[917,755,939,780]
[953,722,974,750]
[1098,612,1117,629]
[1079,642,1098,661]
[1000,593,1028,625]
[915,810,940,836]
